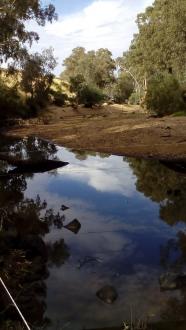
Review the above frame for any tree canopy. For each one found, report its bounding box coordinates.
[0,0,57,63]
[62,47,116,89]
[119,0,186,87]
[21,47,57,108]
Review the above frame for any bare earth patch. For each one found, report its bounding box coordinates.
[6,104,186,160]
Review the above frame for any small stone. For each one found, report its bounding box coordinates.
[61,205,69,211]
[64,219,81,234]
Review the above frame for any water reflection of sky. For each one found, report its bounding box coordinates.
[24,147,183,329]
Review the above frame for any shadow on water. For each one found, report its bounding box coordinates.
[0,137,186,329]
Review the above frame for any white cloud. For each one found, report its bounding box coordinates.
[58,154,136,196]
[30,0,153,73]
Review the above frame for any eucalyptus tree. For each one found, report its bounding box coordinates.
[120,0,186,84]
[61,47,86,80]
[21,47,57,109]
[0,0,57,63]
[93,48,116,88]
[62,47,116,89]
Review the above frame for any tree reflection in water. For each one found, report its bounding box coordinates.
[0,137,70,329]
[128,158,186,225]
[128,158,186,324]
[71,149,110,161]
[1,138,186,328]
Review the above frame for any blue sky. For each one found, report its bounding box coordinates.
[32,0,153,74]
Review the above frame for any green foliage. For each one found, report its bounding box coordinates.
[0,1,58,120]
[62,47,116,93]
[62,48,115,106]
[50,78,72,107]
[93,48,116,88]
[69,74,85,94]
[0,0,57,63]
[78,84,105,108]
[121,0,186,81]
[113,73,134,103]
[172,111,186,117]
[128,91,141,105]
[50,90,68,106]
[21,48,57,114]
[145,73,185,116]
[0,78,27,119]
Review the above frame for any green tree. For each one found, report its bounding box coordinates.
[119,0,186,109]
[93,48,116,88]
[113,73,134,103]
[78,84,105,108]
[62,47,116,91]
[62,47,86,80]
[70,75,105,107]
[0,0,57,63]
[0,76,27,119]
[145,73,185,116]
[21,47,57,111]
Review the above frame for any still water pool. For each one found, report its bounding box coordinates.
[0,137,186,330]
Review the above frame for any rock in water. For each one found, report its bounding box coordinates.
[96,285,118,304]
[61,205,70,211]
[64,219,81,234]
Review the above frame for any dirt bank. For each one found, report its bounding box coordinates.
[6,104,186,160]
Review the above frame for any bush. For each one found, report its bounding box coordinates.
[78,84,105,107]
[0,79,28,119]
[145,73,186,116]
[50,90,68,106]
[128,91,141,105]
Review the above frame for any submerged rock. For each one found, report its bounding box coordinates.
[96,285,118,304]
[61,205,70,211]
[64,219,81,234]
[159,272,186,291]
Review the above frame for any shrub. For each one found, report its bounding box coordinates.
[128,91,141,105]
[78,84,105,107]
[145,73,186,116]
[50,90,68,106]
[0,79,28,119]
[69,75,105,107]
